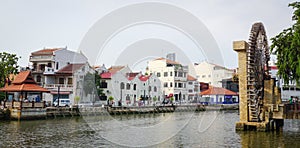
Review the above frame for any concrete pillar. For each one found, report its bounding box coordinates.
[233,41,249,122]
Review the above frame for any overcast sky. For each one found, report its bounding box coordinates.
[0,0,295,69]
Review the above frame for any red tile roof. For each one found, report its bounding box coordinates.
[0,84,50,92]
[200,86,237,96]
[100,72,112,79]
[31,48,62,55]
[100,66,125,79]
[187,75,197,81]
[57,64,85,74]
[12,71,35,84]
[126,72,139,80]
[0,71,49,92]
[108,66,125,74]
[269,66,278,70]
[139,75,150,81]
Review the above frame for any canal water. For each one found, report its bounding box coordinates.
[0,110,300,147]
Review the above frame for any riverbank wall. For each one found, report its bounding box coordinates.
[0,104,238,120]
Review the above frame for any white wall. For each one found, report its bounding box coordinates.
[191,61,234,87]
[54,48,88,72]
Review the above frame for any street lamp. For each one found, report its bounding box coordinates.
[57,85,60,107]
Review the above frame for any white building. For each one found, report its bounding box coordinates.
[43,63,92,105]
[187,75,200,101]
[147,57,188,102]
[29,47,89,105]
[100,66,162,106]
[189,61,235,87]
[268,60,300,102]
[29,47,88,86]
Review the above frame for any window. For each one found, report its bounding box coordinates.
[178,72,183,77]
[59,78,64,84]
[202,75,206,78]
[56,62,59,70]
[120,82,125,89]
[157,72,161,77]
[170,72,173,76]
[100,81,108,88]
[37,75,41,82]
[149,86,151,91]
[188,82,193,85]
[188,89,193,93]
[183,73,186,77]
[33,63,37,71]
[40,64,45,71]
[154,86,157,92]
[47,63,52,67]
[164,72,168,77]
[170,82,173,87]
[208,75,211,78]
[68,78,72,84]
[178,83,182,88]
[175,82,177,88]
[126,83,130,90]
[133,84,137,90]
[175,71,178,77]
[164,82,168,87]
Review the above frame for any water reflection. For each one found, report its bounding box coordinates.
[237,119,300,148]
[0,111,300,147]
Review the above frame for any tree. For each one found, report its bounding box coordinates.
[74,96,80,105]
[108,96,114,101]
[0,52,20,101]
[94,71,104,96]
[271,2,300,85]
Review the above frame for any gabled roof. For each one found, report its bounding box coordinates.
[155,57,180,65]
[100,72,112,79]
[31,48,62,55]
[108,66,125,74]
[0,71,49,92]
[126,72,140,80]
[187,75,197,81]
[57,63,85,74]
[100,66,126,79]
[12,71,36,84]
[139,75,150,81]
[200,86,237,96]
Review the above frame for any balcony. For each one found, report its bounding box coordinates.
[44,84,73,91]
[43,67,55,75]
[29,55,54,62]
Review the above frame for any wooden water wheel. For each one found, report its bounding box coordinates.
[247,22,270,122]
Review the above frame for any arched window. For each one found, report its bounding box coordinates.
[126,83,130,90]
[154,86,157,92]
[120,82,125,89]
[133,84,137,90]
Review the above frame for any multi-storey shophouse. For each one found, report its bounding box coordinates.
[147,57,188,102]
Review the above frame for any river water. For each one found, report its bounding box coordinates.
[0,110,300,147]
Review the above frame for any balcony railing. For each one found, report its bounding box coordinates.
[29,55,54,61]
[44,67,55,74]
[44,84,73,91]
